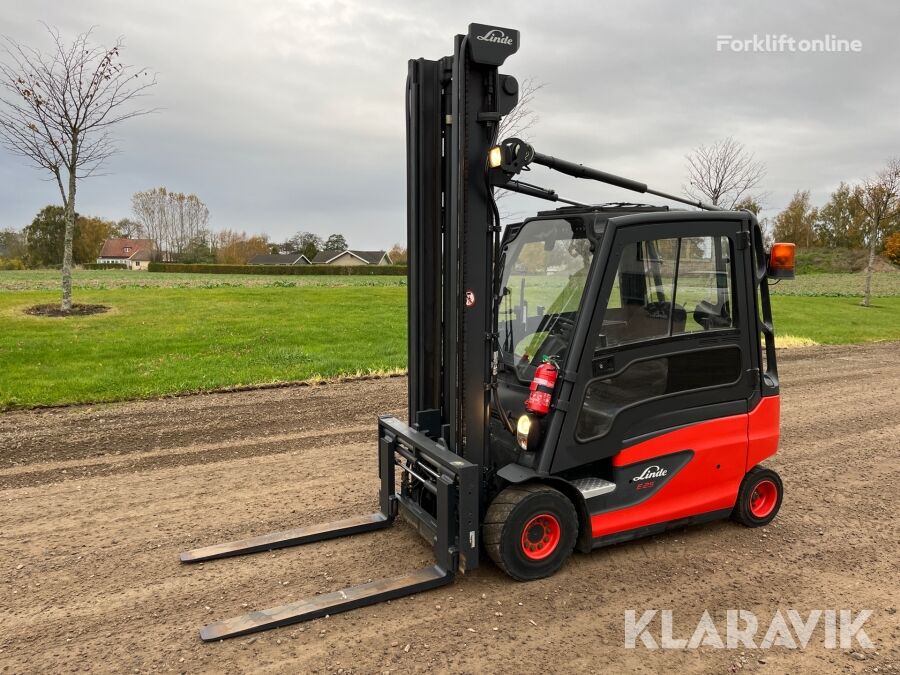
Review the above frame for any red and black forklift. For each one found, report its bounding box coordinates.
[181,23,795,640]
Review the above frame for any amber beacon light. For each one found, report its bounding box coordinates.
[768,242,796,279]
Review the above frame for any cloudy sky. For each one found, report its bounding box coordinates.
[1,0,898,248]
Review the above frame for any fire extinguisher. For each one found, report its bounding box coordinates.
[525,357,558,415]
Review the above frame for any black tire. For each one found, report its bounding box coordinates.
[483,484,578,581]
[731,466,783,527]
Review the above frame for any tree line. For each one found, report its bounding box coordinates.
[767,160,900,306]
[1,206,128,268]
[0,186,408,269]
[772,172,900,252]
[682,138,899,306]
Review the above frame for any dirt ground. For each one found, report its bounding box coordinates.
[1,342,899,674]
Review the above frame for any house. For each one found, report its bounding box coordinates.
[96,238,156,270]
[247,253,311,266]
[311,249,393,266]
[128,248,153,270]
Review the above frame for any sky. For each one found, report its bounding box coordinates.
[1,0,898,249]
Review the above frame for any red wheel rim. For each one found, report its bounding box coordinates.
[749,479,778,518]
[520,513,561,560]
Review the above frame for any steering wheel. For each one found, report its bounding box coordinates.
[548,313,576,336]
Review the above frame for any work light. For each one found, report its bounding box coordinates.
[516,413,541,451]
[488,145,503,168]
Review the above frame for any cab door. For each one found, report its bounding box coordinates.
[549,213,759,527]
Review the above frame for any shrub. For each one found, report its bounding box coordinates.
[0,257,25,270]
[147,262,407,276]
[82,263,128,270]
[884,232,900,266]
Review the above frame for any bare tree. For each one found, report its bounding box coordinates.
[131,187,169,258]
[684,137,766,208]
[498,77,545,141]
[495,77,545,212]
[853,158,900,307]
[0,26,155,310]
[131,187,210,261]
[167,191,209,258]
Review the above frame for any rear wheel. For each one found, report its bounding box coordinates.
[731,466,783,527]
[484,484,578,581]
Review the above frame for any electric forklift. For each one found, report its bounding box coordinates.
[180,23,795,640]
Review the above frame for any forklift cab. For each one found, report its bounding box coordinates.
[493,205,780,557]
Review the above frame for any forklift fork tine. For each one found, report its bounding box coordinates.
[179,512,390,563]
[199,564,453,641]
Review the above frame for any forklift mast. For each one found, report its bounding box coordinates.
[407,24,520,472]
[179,25,524,641]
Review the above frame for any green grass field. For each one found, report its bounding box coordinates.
[0,269,898,409]
[771,296,900,343]
[0,281,407,409]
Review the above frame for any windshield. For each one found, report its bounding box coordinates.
[498,217,594,381]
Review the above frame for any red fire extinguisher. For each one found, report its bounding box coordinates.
[525,357,558,415]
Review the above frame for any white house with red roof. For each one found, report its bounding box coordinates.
[96,238,156,270]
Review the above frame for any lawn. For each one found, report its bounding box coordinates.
[1,270,898,410]
[0,284,406,409]
[771,296,900,344]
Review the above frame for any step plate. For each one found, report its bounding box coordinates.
[571,477,616,500]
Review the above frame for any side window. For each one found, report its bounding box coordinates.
[674,236,734,334]
[601,239,676,348]
[600,235,735,348]
[576,347,743,440]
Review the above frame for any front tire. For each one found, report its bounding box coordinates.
[484,484,578,581]
[731,466,783,527]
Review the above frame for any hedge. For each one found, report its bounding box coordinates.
[0,258,26,270]
[147,262,407,276]
[82,263,128,270]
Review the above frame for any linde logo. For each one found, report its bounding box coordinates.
[633,465,667,482]
[477,29,514,46]
[625,609,874,650]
